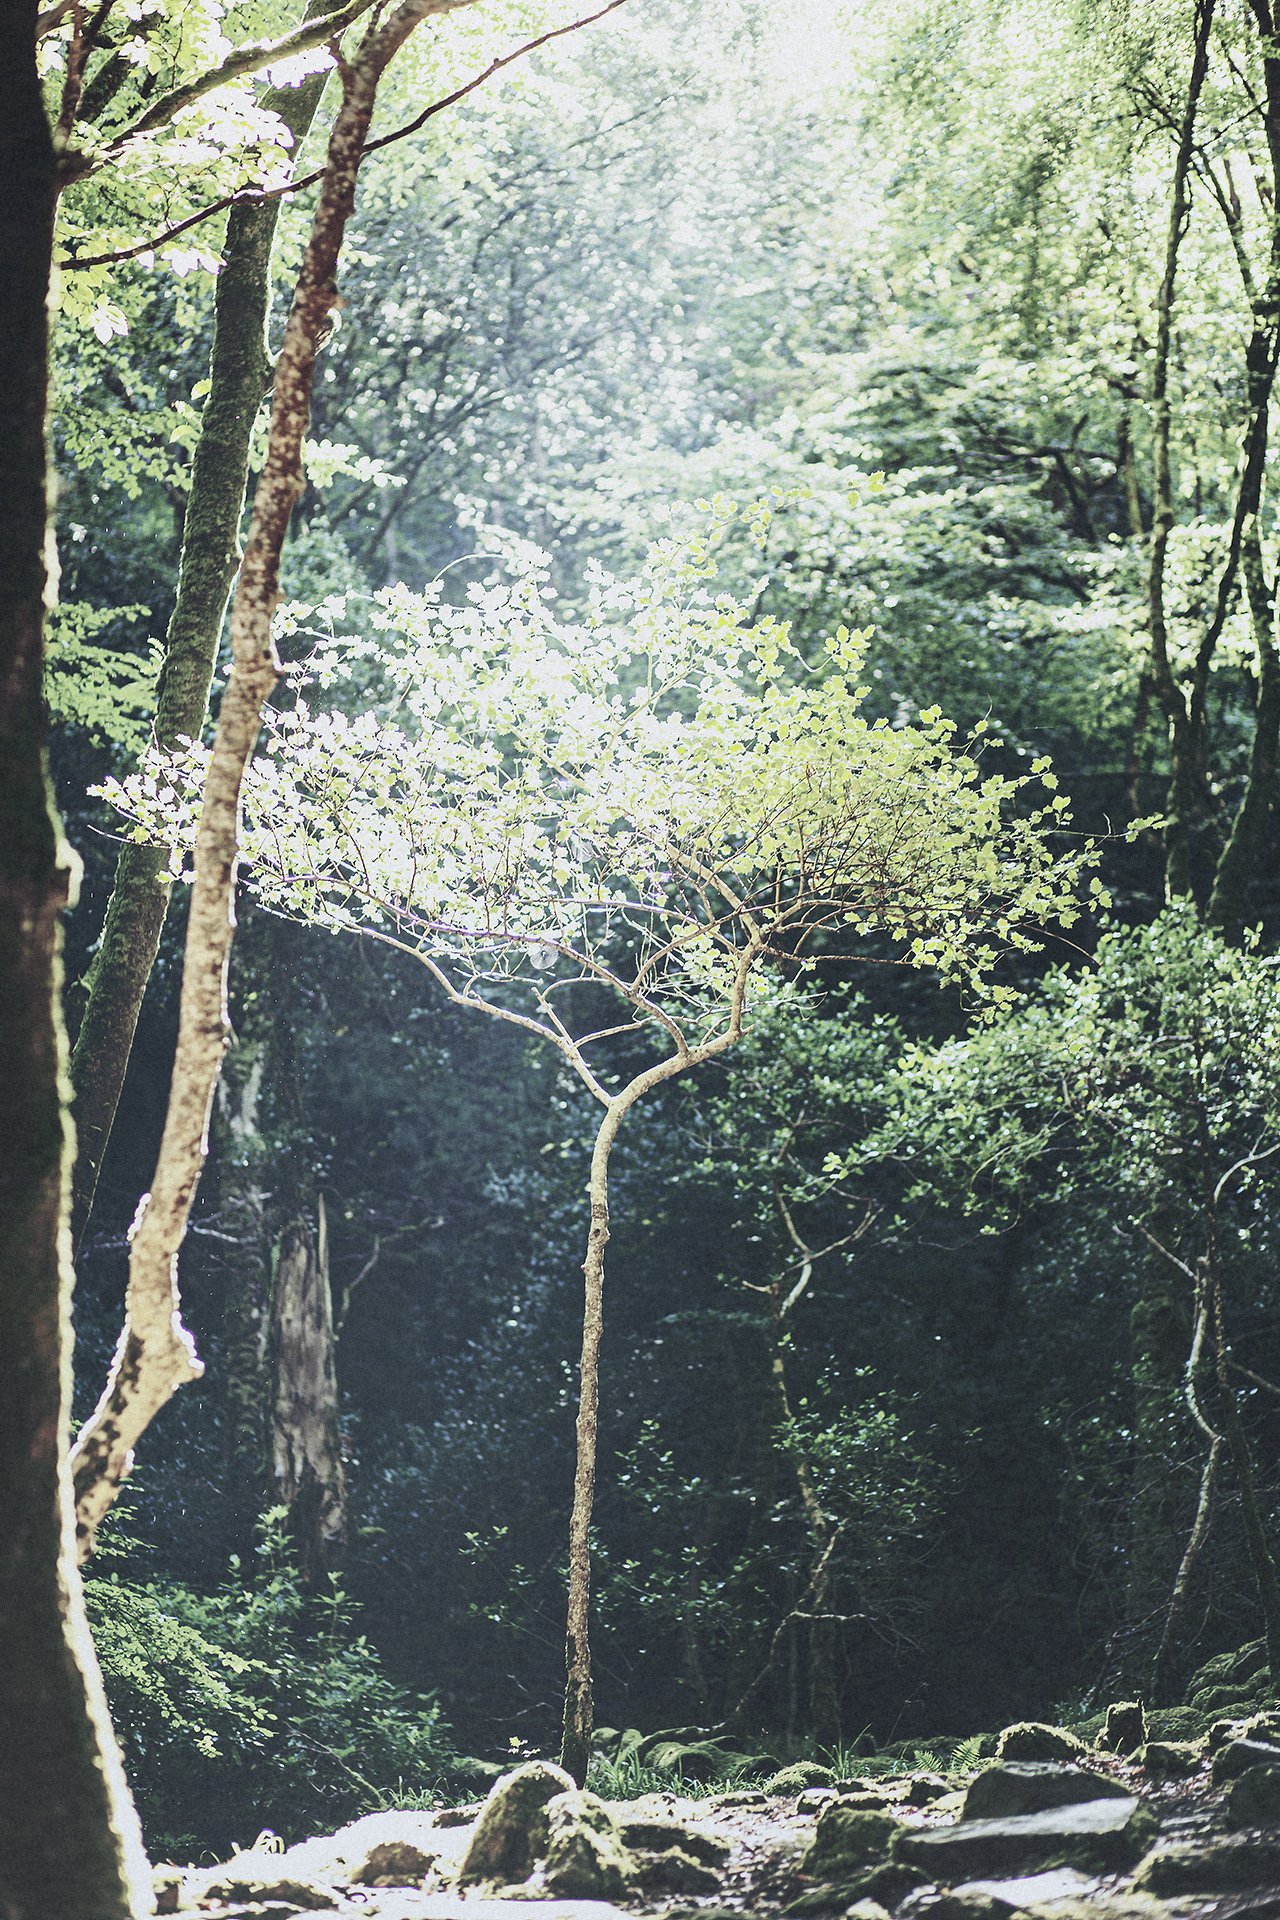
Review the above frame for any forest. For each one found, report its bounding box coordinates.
[3,0,1280,1911]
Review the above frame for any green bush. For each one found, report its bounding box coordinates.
[86,1509,453,1859]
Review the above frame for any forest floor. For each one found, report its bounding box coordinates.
[153,1746,1280,1920]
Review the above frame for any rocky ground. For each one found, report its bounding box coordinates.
[152,1707,1280,1920]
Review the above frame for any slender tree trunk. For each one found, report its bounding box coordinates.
[561,1101,619,1786]
[71,0,484,1559]
[68,54,333,1255]
[0,15,150,1909]
[1146,0,1215,900]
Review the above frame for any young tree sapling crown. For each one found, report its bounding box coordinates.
[101,490,1108,1783]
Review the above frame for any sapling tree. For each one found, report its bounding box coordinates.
[103,494,1103,1783]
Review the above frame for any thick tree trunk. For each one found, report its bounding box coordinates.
[0,14,150,1910]
[68,54,332,1255]
[71,0,485,1557]
[271,1194,347,1587]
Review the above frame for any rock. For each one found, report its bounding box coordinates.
[200,1863,340,1908]
[633,1846,722,1894]
[1227,1763,1280,1828]
[1211,1735,1280,1785]
[618,1817,728,1865]
[803,1805,900,1876]
[355,1838,437,1886]
[797,1787,839,1816]
[457,1758,576,1886]
[1097,1700,1146,1755]
[894,1795,1156,1878]
[541,1789,636,1900]
[1185,1636,1268,1702]
[949,1867,1102,1913]
[961,1761,1131,1822]
[904,1772,952,1806]
[1133,1831,1280,1893]
[992,1722,1085,1763]
[707,1788,767,1809]
[845,1902,892,1920]
[1140,1740,1202,1776]
[764,1761,838,1795]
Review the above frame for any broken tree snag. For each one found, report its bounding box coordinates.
[272,1195,347,1588]
[71,0,486,1560]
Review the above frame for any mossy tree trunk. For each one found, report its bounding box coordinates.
[0,15,150,1911]
[68,52,332,1256]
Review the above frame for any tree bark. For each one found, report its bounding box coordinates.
[0,10,150,1908]
[69,51,333,1255]
[271,1194,347,1588]
[70,0,484,1559]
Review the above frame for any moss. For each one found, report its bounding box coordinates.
[762,1762,837,1796]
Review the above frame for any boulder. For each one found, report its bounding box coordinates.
[457,1758,576,1886]
[962,1761,1130,1823]
[1226,1763,1280,1829]
[1211,1735,1280,1785]
[894,1795,1156,1879]
[992,1722,1085,1763]
[796,1787,839,1817]
[1133,1832,1280,1893]
[542,1789,637,1900]
[1097,1700,1146,1755]
[803,1805,900,1876]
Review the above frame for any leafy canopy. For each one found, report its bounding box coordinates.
[102,495,1107,1056]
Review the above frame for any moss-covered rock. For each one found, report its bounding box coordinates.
[541,1789,636,1899]
[1146,1706,1206,1743]
[1140,1740,1203,1777]
[1184,1639,1268,1702]
[1098,1701,1147,1755]
[1226,1764,1280,1829]
[994,1722,1086,1763]
[762,1761,837,1796]
[457,1759,576,1886]
[803,1806,899,1876]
